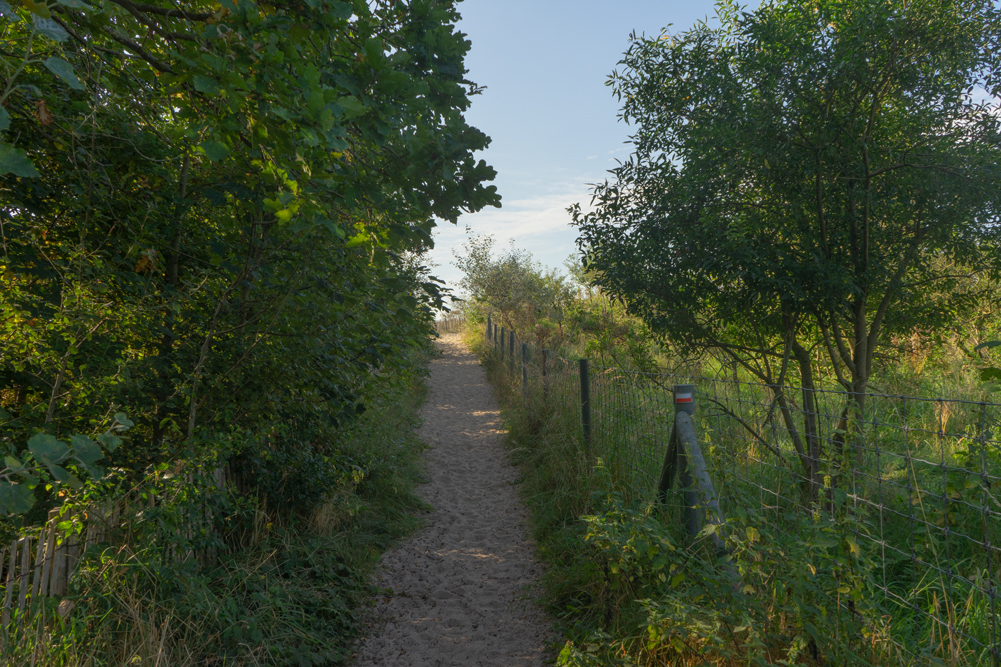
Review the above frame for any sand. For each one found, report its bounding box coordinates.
[351,332,552,667]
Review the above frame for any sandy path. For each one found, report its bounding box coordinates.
[351,333,551,667]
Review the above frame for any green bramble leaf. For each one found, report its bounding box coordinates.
[44,57,85,90]
[974,341,1001,351]
[0,142,40,177]
[0,107,9,133]
[0,482,35,515]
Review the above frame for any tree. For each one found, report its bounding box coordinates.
[0,0,499,517]
[452,231,572,341]
[573,0,1001,492]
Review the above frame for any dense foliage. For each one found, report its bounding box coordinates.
[0,0,497,519]
[452,231,574,341]
[573,0,1001,487]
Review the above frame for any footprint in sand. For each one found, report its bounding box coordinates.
[351,332,552,667]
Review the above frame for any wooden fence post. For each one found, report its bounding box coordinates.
[579,359,591,445]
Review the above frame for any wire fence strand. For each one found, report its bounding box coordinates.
[477,321,1000,667]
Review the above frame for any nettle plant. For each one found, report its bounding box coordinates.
[0,413,131,515]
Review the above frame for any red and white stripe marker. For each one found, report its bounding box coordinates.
[675,391,693,404]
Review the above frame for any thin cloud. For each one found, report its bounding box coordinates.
[428,185,596,288]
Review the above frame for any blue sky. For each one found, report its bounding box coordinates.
[428,0,753,291]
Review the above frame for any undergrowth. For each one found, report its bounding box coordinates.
[466,328,964,667]
[0,375,431,666]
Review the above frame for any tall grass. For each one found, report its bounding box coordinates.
[468,323,1000,667]
[0,375,431,666]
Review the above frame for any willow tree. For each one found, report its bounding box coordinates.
[573,0,1001,489]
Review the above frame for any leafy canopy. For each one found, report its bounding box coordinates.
[574,0,1001,393]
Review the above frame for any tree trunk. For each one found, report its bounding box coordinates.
[152,154,190,448]
[792,341,823,499]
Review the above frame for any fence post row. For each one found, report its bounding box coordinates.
[509,329,515,374]
[579,358,591,445]
[500,327,505,357]
[657,384,725,550]
[486,315,492,341]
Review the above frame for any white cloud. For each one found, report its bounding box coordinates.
[426,183,597,290]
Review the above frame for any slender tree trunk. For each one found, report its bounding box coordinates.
[792,341,822,499]
[152,154,190,447]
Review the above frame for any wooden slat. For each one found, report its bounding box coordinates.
[0,458,239,634]
[50,535,66,597]
[66,527,80,587]
[30,527,45,601]
[2,541,15,629]
[17,535,31,614]
[39,519,56,599]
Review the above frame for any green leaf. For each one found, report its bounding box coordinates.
[0,482,34,515]
[980,367,1001,382]
[97,433,122,452]
[113,413,134,430]
[201,140,229,162]
[44,57,85,90]
[0,2,22,22]
[32,16,68,41]
[70,434,103,466]
[3,455,22,472]
[0,142,40,178]
[55,0,90,8]
[345,233,368,248]
[974,341,1001,351]
[193,75,221,95]
[28,433,70,465]
[337,96,366,118]
[328,1,351,19]
[48,464,81,489]
[0,107,8,133]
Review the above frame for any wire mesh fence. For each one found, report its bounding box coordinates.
[478,317,1000,667]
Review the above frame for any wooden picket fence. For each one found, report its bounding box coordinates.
[0,463,237,632]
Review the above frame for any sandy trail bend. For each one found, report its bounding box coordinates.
[352,333,550,667]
